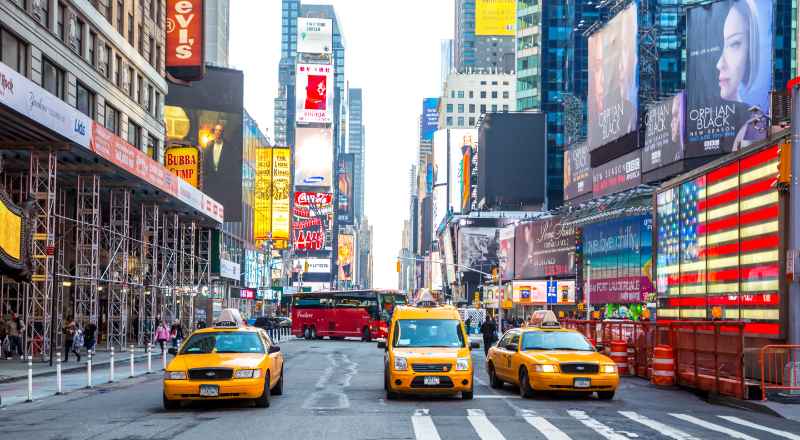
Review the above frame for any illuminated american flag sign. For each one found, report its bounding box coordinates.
[656,145,781,337]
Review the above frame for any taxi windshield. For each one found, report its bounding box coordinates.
[521,331,594,351]
[393,319,465,348]
[180,332,264,354]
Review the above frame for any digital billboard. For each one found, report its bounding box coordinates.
[592,149,642,197]
[563,142,591,200]
[475,0,515,36]
[587,3,638,151]
[655,145,781,336]
[294,126,333,187]
[432,129,448,229]
[165,146,200,187]
[297,17,332,54]
[165,0,204,81]
[254,148,272,245]
[421,98,439,142]
[686,0,773,157]
[643,92,685,172]
[295,64,334,124]
[292,191,333,252]
[583,216,654,304]
[514,217,576,279]
[457,227,500,273]
[498,226,515,281]
[337,233,354,282]
[336,154,355,225]
[165,67,244,221]
[449,129,477,214]
[512,280,576,305]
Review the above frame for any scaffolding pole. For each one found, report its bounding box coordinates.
[25,152,57,359]
[74,176,100,328]
[139,205,159,345]
[160,213,178,324]
[54,188,67,351]
[196,228,211,324]
[179,222,196,331]
[105,189,130,350]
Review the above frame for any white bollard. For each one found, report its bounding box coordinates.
[109,347,115,383]
[147,344,152,374]
[26,355,32,402]
[56,352,62,395]
[129,345,135,378]
[87,352,93,388]
[162,347,167,370]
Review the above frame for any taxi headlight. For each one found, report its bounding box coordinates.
[456,357,471,371]
[164,371,186,380]
[601,364,618,374]
[234,369,262,379]
[393,356,408,371]
[532,364,558,373]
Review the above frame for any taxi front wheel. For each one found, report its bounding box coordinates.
[597,391,615,400]
[384,369,398,400]
[519,368,534,398]
[462,389,473,400]
[163,393,180,410]
[255,373,271,408]
[272,367,284,396]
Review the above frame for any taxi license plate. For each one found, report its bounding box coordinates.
[199,385,219,397]
[423,376,440,386]
[573,378,591,388]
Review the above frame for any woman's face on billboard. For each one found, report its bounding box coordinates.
[716,5,749,101]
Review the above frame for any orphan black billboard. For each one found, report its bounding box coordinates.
[643,92,685,172]
[563,142,591,200]
[685,0,772,157]
[587,3,638,151]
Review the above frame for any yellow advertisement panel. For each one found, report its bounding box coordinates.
[337,234,354,281]
[0,198,21,260]
[164,146,200,187]
[475,0,515,36]
[271,148,291,247]
[254,148,273,243]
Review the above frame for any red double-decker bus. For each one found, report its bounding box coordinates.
[291,290,406,341]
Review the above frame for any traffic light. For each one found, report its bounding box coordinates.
[396,260,401,273]
[778,142,791,185]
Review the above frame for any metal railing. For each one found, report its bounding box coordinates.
[760,344,800,401]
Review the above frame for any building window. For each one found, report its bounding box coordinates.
[503,81,509,86]
[468,91,474,99]
[155,44,162,71]
[105,105,119,134]
[502,91,509,99]
[147,134,157,160]
[457,91,464,99]
[491,91,498,99]
[480,81,486,85]
[76,81,95,118]
[127,66,134,96]
[138,25,144,54]
[480,104,486,114]
[153,92,161,118]
[103,44,111,78]
[492,104,498,112]
[128,14,134,44]
[457,117,465,127]
[146,84,154,113]
[115,55,122,86]
[73,19,84,56]
[148,36,155,66]
[491,81,498,86]
[446,116,453,126]
[480,91,487,99]
[149,0,156,19]
[446,103,453,113]
[503,105,509,112]
[1,28,28,75]
[450,91,455,98]
[42,57,64,99]
[469,104,475,113]
[88,31,96,65]
[116,0,124,33]
[128,120,141,149]
[457,104,464,113]
[36,0,50,29]
[137,75,143,104]
[57,3,65,40]
[469,117,475,126]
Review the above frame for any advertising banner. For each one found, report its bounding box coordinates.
[292,191,333,252]
[563,142,591,200]
[296,258,331,274]
[421,98,439,142]
[457,227,500,273]
[584,216,654,304]
[297,17,333,54]
[431,250,443,291]
[514,217,576,279]
[587,3,638,151]
[685,0,772,157]
[295,126,334,187]
[442,226,456,286]
[271,148,291,246]
[254,148,272,244]
[337,234,354,282]
[165,0,204,81]
[450,129,478,214]
[336,154,355,224]
[432,129,449,228]
[592,149,641,197]
[220,258,240,281]
[498,226,515,281]
[165,146,200,187]
[643,92,685,172]
[295,64,334,125]
[475,0,515,36]
[512,280,576,305]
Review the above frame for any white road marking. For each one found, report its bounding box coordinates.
[473,394,521,399]
[670,414,758,440]
[520,409,572,440]
[467,409,507,440]
[619,411,701,440]
[412,409,441,440]
[718,415,800,440]
[568,410,636,440]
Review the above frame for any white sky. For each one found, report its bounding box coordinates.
[230,0,454,288]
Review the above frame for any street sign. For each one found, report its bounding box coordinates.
[546,280,558,304]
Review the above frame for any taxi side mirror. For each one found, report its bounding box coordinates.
[268,345,281,354]
[167,347,178,355]
[505,344,518,352]
[595,344,604,352]
[470,341,480,350]
[377,340,387,349]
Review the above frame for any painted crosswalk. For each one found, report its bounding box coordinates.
[410,408,795,440]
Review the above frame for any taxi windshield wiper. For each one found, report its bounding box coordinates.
[550,347,594,351]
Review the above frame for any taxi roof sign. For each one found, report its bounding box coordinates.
[528,310,560,329]
[215,308,245,328]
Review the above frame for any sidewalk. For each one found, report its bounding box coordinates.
[0,347,157,383]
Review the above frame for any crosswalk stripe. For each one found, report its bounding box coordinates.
[412,409,441,440]
[619,411,701,440]
[522,414,572,440]
[567,410,631,440]
[670,414,758,440]
[467,409,506,440]
[718,415,800,440]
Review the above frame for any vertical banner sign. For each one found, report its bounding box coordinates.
[164,146,200,187]
[337,234,354,282]
[165,0,205,81]
[254,148,273,244]
[336,154,355,225]
[271,148,291,246]
[546,280,558,304]
[296,64,335,124]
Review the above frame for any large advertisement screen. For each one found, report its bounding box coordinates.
[498,226,515,281]
[512,280,576,305]
[336,154,355,225]
[583,216,654,304]
[564,142,591,200]
[292,192,333,252]
[450,129,477,214]
[165,68,244,221]
[271,148,291,246]
[254,148,273,245]
[294,126,333,187]
[587,3,638,151]
[457,227,500,273]
[592,149,642,197]
[421,98,439,142]
[337,233,354,282]
[295,64,334,125]
[475,0,515,36]
[655,145,781,336]
[514,217,576,279]
[297,18,333,54]
[685,0,773,157]
[643,92,685,172]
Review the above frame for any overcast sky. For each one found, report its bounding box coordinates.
[230,0,454,288]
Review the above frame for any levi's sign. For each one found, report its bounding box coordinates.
[166,0,205,81]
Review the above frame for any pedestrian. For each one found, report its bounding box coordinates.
[0,315,8,358]
[7,313,24,360]
[154,321,170,354]
[480,316,498,356]
[169,321,183,348]
[63,318,81,362]
[83,321,97,354]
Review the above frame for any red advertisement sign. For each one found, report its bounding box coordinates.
[292,192,333,252]
[166,0,205,80]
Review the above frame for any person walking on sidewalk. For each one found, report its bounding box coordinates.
[63,319,81,362]
[154,321,170,354]
[480,316,498,356]
[83,321,97,354]
[7,313,24,360]
[170,321,183,348]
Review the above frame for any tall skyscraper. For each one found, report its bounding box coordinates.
[348,88,365,224]
[454,0,515,73]
[204,0,230,67]
[440,39,453,86]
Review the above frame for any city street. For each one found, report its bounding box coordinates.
[2,338,799,440]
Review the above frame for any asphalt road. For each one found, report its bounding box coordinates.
[1,338,799,440]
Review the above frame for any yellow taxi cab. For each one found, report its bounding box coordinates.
[486,310,619,400]
[162,309,285,409]
[378,297,480,400]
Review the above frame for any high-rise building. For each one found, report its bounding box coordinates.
[454,0,515,72]
[440,39,453,86]
[439,72,516,129]
[204,0,230,67]
[348,88,365,223]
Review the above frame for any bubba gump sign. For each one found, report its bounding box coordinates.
[165,146,199,187]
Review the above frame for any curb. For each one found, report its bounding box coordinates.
[706,393,785,419]
[0,353,152,384]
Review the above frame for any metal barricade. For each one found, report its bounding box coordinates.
[760,345,800,401]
